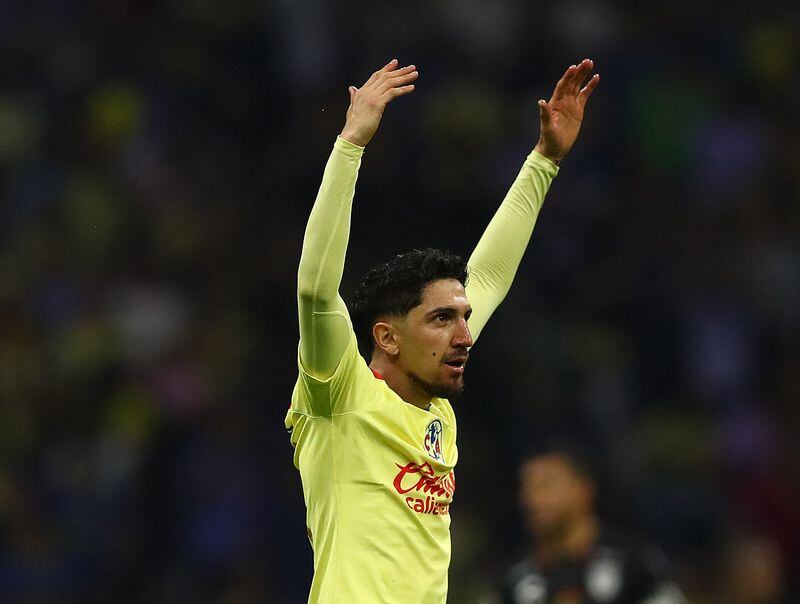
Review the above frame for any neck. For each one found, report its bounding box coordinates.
[370,356,433,410]
[534,515,598,566]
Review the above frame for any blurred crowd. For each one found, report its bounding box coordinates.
[1,1,799,602]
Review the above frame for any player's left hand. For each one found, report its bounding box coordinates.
[534,58,599,163]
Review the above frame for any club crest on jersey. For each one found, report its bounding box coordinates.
[424,419,444,462]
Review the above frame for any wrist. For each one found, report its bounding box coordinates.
[340,127,369,148]
[534,143,561,165]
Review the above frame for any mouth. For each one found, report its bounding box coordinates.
[443,356,468,375]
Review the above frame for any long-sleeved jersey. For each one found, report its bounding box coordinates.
[286,136,558,603]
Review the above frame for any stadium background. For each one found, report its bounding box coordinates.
[1,1,798,602]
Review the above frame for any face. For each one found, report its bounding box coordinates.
[393,278,473,399]
[519,455,594,540]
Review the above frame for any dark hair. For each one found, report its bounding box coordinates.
[351,248,468,358]
[520,438,598,482]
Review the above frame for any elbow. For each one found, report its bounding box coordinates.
[297,259,319,300]
[297,275,315,302]
[297,290,315,308]
[297,277,336,307]
[297,258,338,306]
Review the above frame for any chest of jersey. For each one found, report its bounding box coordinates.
[332,393,458,518]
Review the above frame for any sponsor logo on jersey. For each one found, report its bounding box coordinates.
[393,461,455,516]
[424,419,444,462]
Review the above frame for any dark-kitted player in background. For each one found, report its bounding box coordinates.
[502,445,686,604]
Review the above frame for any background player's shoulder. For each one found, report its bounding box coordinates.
[504,557,547,604]
[595,526,676,591]
[506,556,539,581]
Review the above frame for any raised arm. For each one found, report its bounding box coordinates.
[297,59,418,380]
[466,59,599,342]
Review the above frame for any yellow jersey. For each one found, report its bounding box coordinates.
[288,137,558,603]
[287,330,457,602]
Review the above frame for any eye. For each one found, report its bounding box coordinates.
[436,313,448,322]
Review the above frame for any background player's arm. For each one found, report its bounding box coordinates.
[466,60,599,342]
[297,60,418,380]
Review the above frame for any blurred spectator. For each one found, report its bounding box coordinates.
[719,530,787,604]
[500,444,685,603]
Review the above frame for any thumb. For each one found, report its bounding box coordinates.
[349,86,358,104]
[538,100,552,126]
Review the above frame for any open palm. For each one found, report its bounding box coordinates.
[340,59,418,147]
[535,59,599,163]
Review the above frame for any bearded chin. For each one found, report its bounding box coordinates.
[414,374,465,400]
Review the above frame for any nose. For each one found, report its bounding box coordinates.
[453,317,473,348]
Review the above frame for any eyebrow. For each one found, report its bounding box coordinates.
[426,306,473,318]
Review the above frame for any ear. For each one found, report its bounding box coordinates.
[373,320,400,357]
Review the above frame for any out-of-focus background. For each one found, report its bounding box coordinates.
[1,1,798,602]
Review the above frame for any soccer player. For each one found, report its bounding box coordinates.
[286,58,599,603]
[502,446,686,604]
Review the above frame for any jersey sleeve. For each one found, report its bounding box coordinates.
[292,330,378,418]
[297,137,364,385]
[465,150,559,343]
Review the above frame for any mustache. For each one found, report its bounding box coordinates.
[442,349,470,363]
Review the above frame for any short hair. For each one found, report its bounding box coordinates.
[351,248,468,358]
[520,439,598,483]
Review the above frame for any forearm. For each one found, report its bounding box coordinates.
[466,150,559,341]
[298,137,363,302]
[297,136,364,377]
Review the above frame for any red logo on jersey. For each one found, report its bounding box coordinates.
[393,461,455,515]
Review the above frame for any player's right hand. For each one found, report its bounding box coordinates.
[339,59,418,147]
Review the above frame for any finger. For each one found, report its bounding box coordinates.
[348,86,357,105]
[379,69,418,92]
[386,64,417,79]
[386,84,416,100]
[380,58,399,73]
[364,59,399,86]
[552,64,576,100]
[378,64,416,90]
[538,99,552,127]
[571,59,593,95]
[578,74,600,105]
